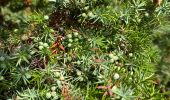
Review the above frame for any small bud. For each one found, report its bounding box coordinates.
[109,53,114,58]
[84,6,89,10]
[68,39,73,43]
[129,53,133,57]
[51,86,57,91]
[53,96,59,99]
[112,56,119,61]
[46,92,51,99]
[113,73,120,80]
[38,46,44,50]
[76,61,81,65]
[25,73,31,79]
[97,75,103,79]
[137,18,141,23]
[76,71,81,76]
[79,76,84,82]
[67,43,72,47]
[122,68,126,72]
[87,39,91,41]
[54,72,60,77]
[67,34,72,38]
[112,85,117,90]
[44,15,49,20]
[43,43,49,47]
[144,12,149,17]
[110,58,114,62]
[114,66,118,69]
[0,56,5,61]
[60,76,65,81]
[51,91,57,97]
[87,12,94,17]
[117,67,121,71]
[30,51,35,55]
[74,38,79,42]
[78,19,82,23]
[14,29,18,32]
[50,29,55,33]
[21,34,29,41]
[73,32,79,36]
[82,13,87,17]
[57,80,62,88]
[0,76,4,81]
[39,42,44,46]
[48,0,56,2]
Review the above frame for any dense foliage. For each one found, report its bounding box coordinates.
[0,0,170,99]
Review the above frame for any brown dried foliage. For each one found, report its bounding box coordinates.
[153,0,162,6]
[31,57,48,69]
[23,0,32,6]
[50,35,65,55]
[61,84,72,100]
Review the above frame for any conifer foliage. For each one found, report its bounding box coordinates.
[0,0,170,99]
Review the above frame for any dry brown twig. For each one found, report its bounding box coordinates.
[153,0,162,6]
